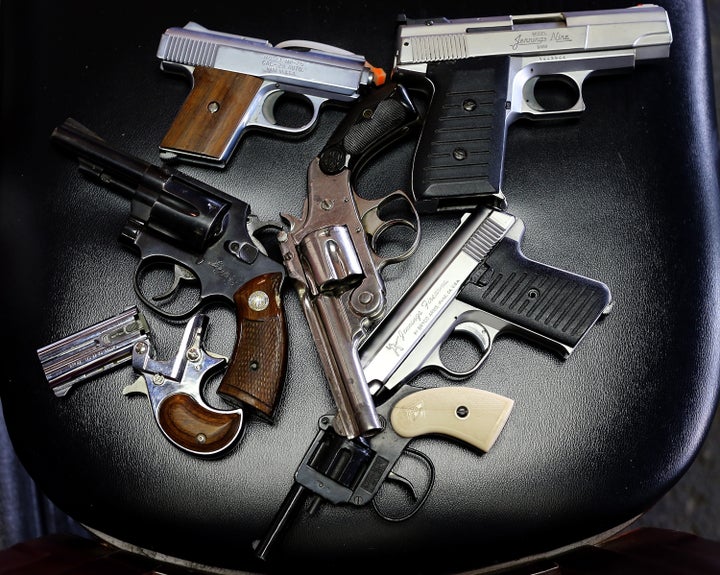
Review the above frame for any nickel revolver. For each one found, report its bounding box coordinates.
[277,81,423,439]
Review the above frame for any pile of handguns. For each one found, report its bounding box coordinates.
[36,4,672,561]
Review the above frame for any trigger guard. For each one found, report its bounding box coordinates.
[522,72,586,115]
[372,446,436,523]
[364,191,421,266]
[254,85,323,134]
[431,321,492,380]
[261,90,283,125]
[133,260,203,321]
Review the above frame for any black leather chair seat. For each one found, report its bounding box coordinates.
[1,1,718,573]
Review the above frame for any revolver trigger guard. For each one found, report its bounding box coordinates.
[247,214,286,257]
[133,260,203,321]
[372,446,435,523]
[359,190,421,266]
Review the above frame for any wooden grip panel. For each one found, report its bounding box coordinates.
[160,67,264,163]
[217,272,288,420]
[158,393,243,455]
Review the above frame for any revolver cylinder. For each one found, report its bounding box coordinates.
[298,226,364,293]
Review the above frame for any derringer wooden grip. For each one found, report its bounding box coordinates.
[160,67,264,164]
[158,393,243,456]
[218,272,288,421]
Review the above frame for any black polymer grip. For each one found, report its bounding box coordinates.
[412,58,510,212]
[459,235,612,352]
[318,82,420,176]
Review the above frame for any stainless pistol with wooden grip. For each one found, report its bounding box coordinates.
[37,307,243,457]
[157,22,386,167]
[124,313,244,457]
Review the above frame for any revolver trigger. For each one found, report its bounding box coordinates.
[152,265,196,303]
[386,470,419,501]
[123,375,149,397]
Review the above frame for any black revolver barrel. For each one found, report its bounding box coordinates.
[51,117,231,254]
[52,118,161,194]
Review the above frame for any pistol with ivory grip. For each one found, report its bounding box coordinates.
[156,22,386,167]
[393,4,673,213]
[51,118,288,423]
[360,207,613,400]
[124,313,244,457]
[254,383,514,561]
[277,81,423,440]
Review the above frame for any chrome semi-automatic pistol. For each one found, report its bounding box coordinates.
[393,4,673,212]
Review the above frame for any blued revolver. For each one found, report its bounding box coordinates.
[156,22,386,167]
[51,119,288,427]
[254,383,514,560]
[393,4,673,212]
[277,81,423,440]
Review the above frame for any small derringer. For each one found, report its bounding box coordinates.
[37,306,150,398]
[124,313,243,457]
[393,4,673,212]
[51,119,288,422]
[254,383,514,561]
[360,207,613,400]
[277,81,423,439]
[156,22,386,167]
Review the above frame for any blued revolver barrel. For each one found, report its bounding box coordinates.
[51,119,231,253]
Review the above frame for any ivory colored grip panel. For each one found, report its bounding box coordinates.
[390,386,513,452]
